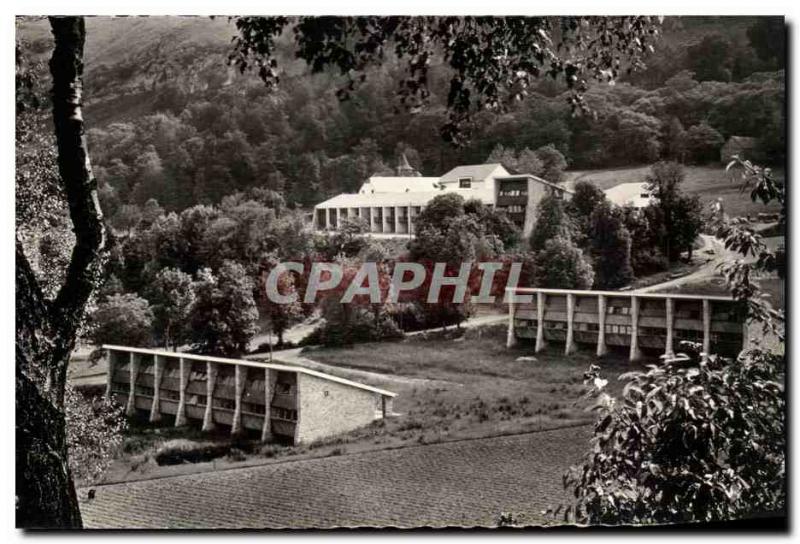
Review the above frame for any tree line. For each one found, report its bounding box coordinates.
[49,16,782,227]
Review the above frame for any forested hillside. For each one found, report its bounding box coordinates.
[17,16,785,224]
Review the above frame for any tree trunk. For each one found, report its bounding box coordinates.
[16,16,105,529]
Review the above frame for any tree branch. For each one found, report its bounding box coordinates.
[47,16,106,401]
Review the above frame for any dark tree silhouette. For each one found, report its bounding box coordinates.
[17,16,105,528]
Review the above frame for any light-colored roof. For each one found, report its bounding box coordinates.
[604,182,651,208]
[359,176,440,194]
[103,344,397,398]
[316,188,494,209]
[440,163,508,184]
[506,287,735,302]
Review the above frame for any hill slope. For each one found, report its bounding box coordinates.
[565,165,784,217]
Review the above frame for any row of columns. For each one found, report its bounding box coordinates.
[507,293,714,362]
[321,206,418,235]
[115,353,276,441]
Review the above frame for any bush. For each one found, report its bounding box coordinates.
[302,307,404,347]
[153,439,231,466]
[89,293,155,347]
[254,339,297,353]
[560,344,785,524]
[631,246,670,277]
[387,301,466,332]
[534,237,594,289]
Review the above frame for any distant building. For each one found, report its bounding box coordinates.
[506,288,747,361]
[314,156,571,237]
[105,345,396,445]
[603,182,652,209]
[720,136,758,163]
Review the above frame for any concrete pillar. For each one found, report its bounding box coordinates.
[202,361,218,432]
[565,293,576,355]
[664,298,675,360]
[106,350,116,399]
[407,206,413,234]
[126,353,139,417]
[506,296,518,348]
[597,295,608,357]
[336,208,342,230]
[231,364,245,436]
[629,296,642,362]
[175,358,191,427]
[149,355,163,423]
[395,206,402,234]
[742,320,750,351]
[535,291,547,353]
[369,207,375,233]
[261,369,275,442]
[702,299,711,361]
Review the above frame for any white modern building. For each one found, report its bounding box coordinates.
[313,156,571,237]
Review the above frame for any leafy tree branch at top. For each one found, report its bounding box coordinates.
[230,16,663,144]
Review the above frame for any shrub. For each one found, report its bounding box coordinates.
[89,293,155,347]
[559,344,785,524]
[153,439,231,466]
[65,385,127,484]
[631,247,669,277]
[534,236,595,289]
[302,307,403,347]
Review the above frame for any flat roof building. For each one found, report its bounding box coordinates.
[313,159,572,237]
[104,345,396,445]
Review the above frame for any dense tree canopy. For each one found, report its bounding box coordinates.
[13,16,781,225]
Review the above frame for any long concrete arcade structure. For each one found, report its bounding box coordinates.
[506,288,747,360]
[104,345,396,445]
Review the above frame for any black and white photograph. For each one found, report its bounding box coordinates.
[10,4,791,532]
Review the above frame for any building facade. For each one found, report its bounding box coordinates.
[506,288,747,360]
[105,345,396,445]
[313,160,571,237]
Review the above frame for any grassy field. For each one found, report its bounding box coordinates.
[565,165,785,218]
[306,324,636,429]
[94,324,644,484]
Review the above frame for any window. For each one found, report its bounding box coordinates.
[134,385,154,397]
[213,398,236,410]
[111,382,128,394]
[271,407,298,421]
[275,382,293,395]
[160,389,180,401]
[244,402,266,414]
[459,177,472,188]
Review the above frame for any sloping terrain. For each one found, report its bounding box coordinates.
[566,165,785,217]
